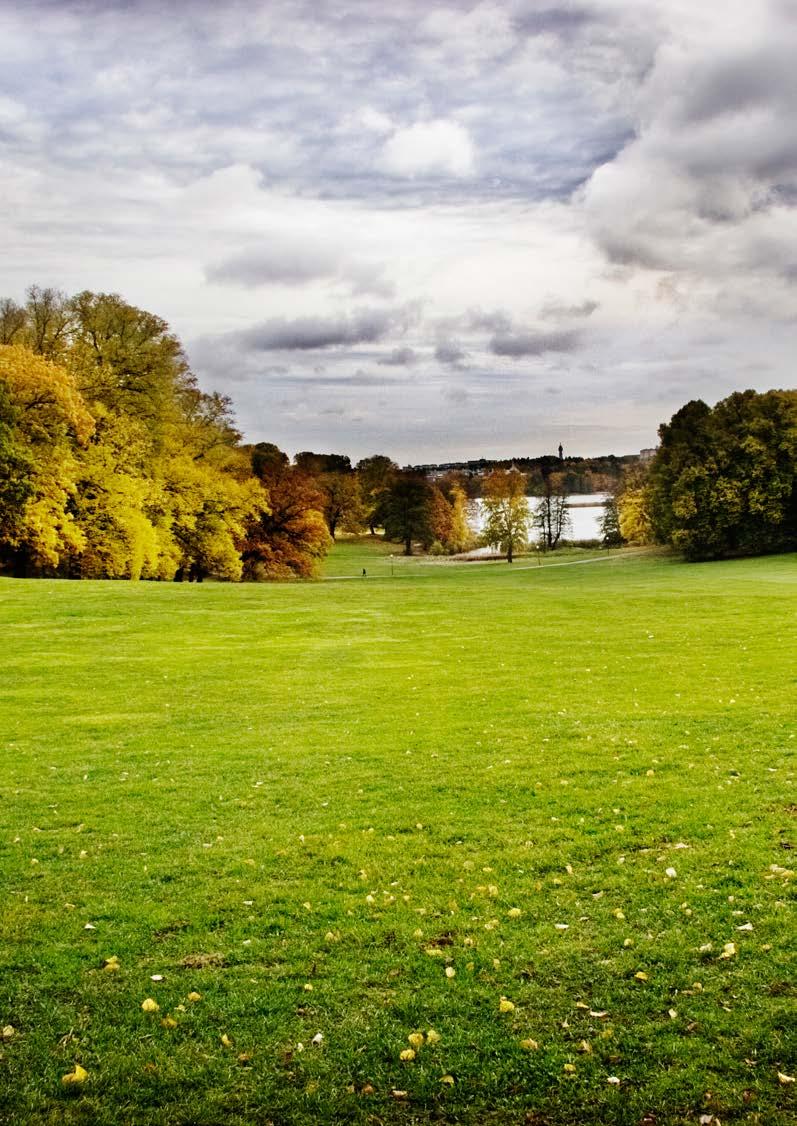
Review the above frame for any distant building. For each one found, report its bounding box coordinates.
[639,448,657,463]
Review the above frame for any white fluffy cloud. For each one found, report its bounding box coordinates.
[380,119,476,179]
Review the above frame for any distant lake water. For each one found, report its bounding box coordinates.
[469,494,610,542]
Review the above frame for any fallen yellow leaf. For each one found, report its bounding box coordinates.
[141,998,160,1013]
[499,997,515,1013]
[61,1064,89,1086]
[399,1048,416,1061]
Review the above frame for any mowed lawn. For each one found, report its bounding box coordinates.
[0,548,795,1125]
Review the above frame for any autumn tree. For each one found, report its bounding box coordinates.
[242,443,330,579]
[425,485,455,551]
[356,454,397,533]
[481,467,530,562]
[319,471,366,539]
[294,451,351,475]
[68,290,191,433]
[24,285,75,360]
[0,344,94,574]
[0,380,35,548]
[617,463,654,545]
[0,299,27,345]
[438,477,474,553]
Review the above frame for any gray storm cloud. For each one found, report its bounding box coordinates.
[490,329,581,357]
[206,242,341,287]
[238,309,396,351]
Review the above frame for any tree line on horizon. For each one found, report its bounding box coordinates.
[1,286,794,578]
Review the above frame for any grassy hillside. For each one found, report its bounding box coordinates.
[0,547,795,1124]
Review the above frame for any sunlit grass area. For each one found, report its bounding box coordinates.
[1,547,795,1124]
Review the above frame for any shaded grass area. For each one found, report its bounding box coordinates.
[0,547,795,1124]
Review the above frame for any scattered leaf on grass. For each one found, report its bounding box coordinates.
[61,1064,88,1087]
[141,998,159,1013]
[499,997,515,1013]
[778,1072,795,1084]
[441,1074,455,1085]
[400,1048,416,1061]
[187,991,202,1002]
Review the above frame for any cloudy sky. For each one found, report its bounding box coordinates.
[2,0,796,462]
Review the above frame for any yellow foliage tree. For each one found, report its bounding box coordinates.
[0,344,94,571]
[618,485,654,544]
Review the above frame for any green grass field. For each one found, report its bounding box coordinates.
[1,544,795,1125]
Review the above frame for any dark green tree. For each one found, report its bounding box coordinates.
[600,497,623,546]
[648,390,797,560]
[379,472,436,555]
